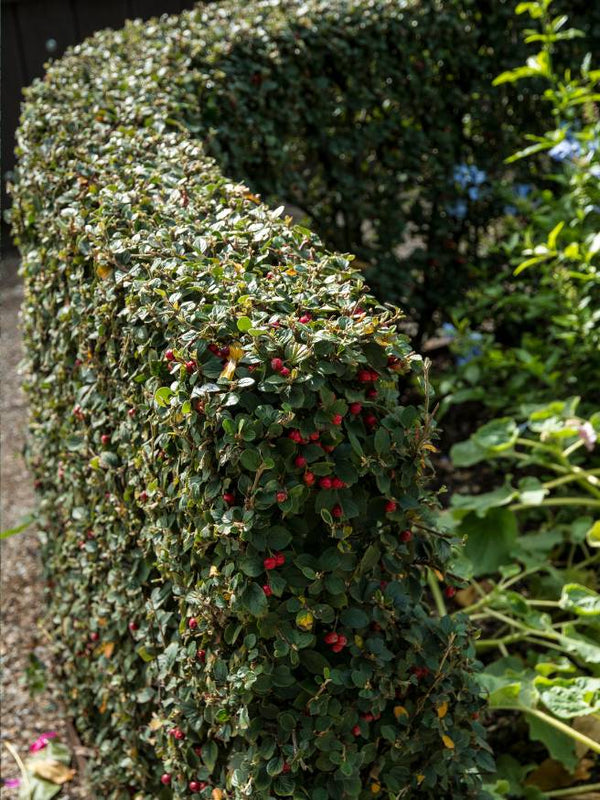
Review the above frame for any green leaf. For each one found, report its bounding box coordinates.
[154,386,174,407]
[239,582,268,617]
[237,316,252,332]
[559,583,600,617]
[340,608,369,628]
[527,713,578,771]
[534,676,600,719]
[0,514,34,539]
[202,740,218,773]
[458,508,519,576]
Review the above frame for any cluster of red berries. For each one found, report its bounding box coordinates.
[271,357,291,377]
[357,368,378,383]
[264,552,285,571]
[298,312,312,324]
[189,780,208,793]
[318,476,346,490]
[208,343,230,360]
[165,349,196,373]
[323,631,348,653]
[169,727,185,740]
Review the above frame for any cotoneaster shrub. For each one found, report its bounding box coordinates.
[8,2,495,798]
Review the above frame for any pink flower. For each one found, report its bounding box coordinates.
[29,731,58,752]
[3,778,20,788]
[577,421,597,452]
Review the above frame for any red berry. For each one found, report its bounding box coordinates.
[323,444,335,453]
[366,388,378,399]
[264,557,277,570]
[387,355,400,368]
[364,414,377,428]
[274,552,285,566]
[294,455,307,468]
[336,634,348,647]
[319,477,332,490]
[379,581,388,591]
[303,471,315,486]
[208,343,219,354]
[352,725,361,737]
[90,632,99,642]
[223,492,235,505]
[353,307,364,316]
[298,313,312,323]
[289,430,303,443]
[331,642,344,652]
[165,349,175,361]
[128,621,138,632]
[282,761,291,773]
[128,408,136,417]
[332,504,343,519]
[139,491,148,502]
[280,367,290,377]
[271,357,284,372]
[357,369,374,383]
[263,585,273,597]
[193,746,203,756]
[332,413,343,426]
[400,529,413,543]
[323,631,339,645]
[309,432,320,441]
[220,346,230,359]
[361,712,374,722]
[160,774,172,785]
[171,728,185,740]
[332,477,345,489]
[413,667,429,680]
[101,434,110,445]
[385,500,397,513]
[444,586,457,599]
[349,402,362,415]
[266,271,274,279]
[188,617,198,630]
[197,649,206,662]
[185,360,196,373]
[189,781,201,793]
[276,490,287,503]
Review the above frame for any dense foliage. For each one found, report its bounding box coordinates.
[435,2,600,795]
[8,1,494,798]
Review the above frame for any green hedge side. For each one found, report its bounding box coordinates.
[8,2,495,798]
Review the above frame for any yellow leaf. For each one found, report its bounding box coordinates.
[354,635,364,648]
[437,701,449,719]
[32,760,76,785]
[96,263,112,279]
[220,360,237,380]
[209,565,219,577]
[286,268,297,276]
[148,716,162,731]
[371,782,381,794]
[442,734,455,749]
[394,705,409,719]
[101,642,115,658]
[212,790,225,800]
[434,569,444,581]
[99,697,108,714]
[416,774,425,785]
[296,610,314,631]
[229,344,244,361]
[423,443,439,452]
[244,193,261,204]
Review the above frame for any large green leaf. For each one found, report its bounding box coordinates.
[458,509,519,576]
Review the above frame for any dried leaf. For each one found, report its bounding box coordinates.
[32,760,76,784]
[442,734,455,749]
[437,701,449,719]
[393,705,408,719]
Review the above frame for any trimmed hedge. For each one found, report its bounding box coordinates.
[8,2,495,798]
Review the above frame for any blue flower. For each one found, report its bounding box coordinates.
[503,204,518,216]
[549,138,581,162]
[470,167,486,186]
[468,186,480,201]
[514,183,532,198]
[446,199,468,219]
[441,322,457,338]
[453,164,472,188]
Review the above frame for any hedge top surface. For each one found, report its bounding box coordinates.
[10,2,490,798]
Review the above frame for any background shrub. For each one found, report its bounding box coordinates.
[9,1,493,797]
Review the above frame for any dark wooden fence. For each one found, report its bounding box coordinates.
[1,0,198,249]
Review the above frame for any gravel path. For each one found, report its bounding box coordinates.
[1,255,89,798]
